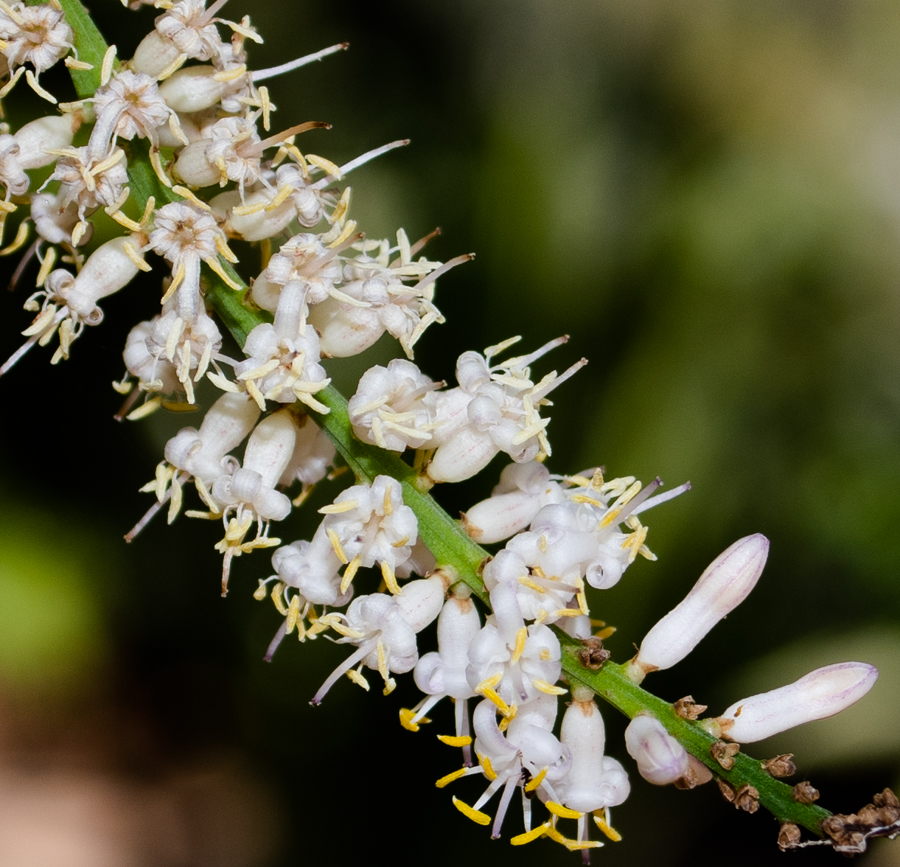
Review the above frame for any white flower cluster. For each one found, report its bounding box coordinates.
[0,1,885,860]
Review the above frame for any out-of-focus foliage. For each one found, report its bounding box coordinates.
[0,0,898,864]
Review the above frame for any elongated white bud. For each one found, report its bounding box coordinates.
[714,662,878,743]
[627,534,769,681]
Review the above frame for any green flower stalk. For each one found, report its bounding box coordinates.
[0,0,895,857]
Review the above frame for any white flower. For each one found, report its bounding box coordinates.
[0,0,72,100]
[426,337,586,484]
[348,358,441,452]
[233,282,330,412]
[88,69,177,160]
[447,695,571,840]
[310,576,445,703]
[318,474,418,596]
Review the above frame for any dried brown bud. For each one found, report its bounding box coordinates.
[777,822,802,851]
[820,789,900,854]
[793,781,820,804]
[735,783,760,813]
[716,777,736,803]
[577,636,610,670]
[673,695,707,720]
[710,739,740,770]
[762,753,796,778]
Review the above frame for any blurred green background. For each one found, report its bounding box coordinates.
[0,0,899,864]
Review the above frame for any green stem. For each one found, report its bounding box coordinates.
[58,0,830,838]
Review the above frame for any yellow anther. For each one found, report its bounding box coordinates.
[565,839,602,851]
[437,735,472,748]
[435,767,468,788]
[474,672,503,693]
[340,556,361,594]
[381,560,401,596]
[518,575,546,594]
[205,256,243,290]
[383,484,393,516]
[511,824,549,846]
[480,754,497,782]
[481,687,512,717]
[213,63,247,83]
[595,626,616,640]
[593,814,622,842]
[0,219,28,255]
[399,708,420,732]
[160,261,185,304]
[543,822,570,846]
[452,797,491,826]
[376,639,389,680]
[552,608,582,618]
[35,246,56,288]
[285,594,301,633]
[252,581,268,601]
[346,668,369,691]
[319,499,359,514]
[510,627,528,663]
[326,528,348,564]
[382,676,396,696]
[546,801,581,820]
[524,767,548,792]
[533,678,567,696]
[539,647,551,660]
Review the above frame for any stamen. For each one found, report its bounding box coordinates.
[251,42,349,82]
[452,797,491,826]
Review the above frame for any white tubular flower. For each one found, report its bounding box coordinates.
[405,593,482,751]
[277,413,335,490]
[0,1,73,99]
[164,391,260,488]
[213,409,296,522]
[49,145,129,239]
[426,337,586,484]
[560,471,690,591]
[211,409,298,592]
[127,391,260,539]
[233,282,330,412]
[122,301,222,405]
[131,0,231,77]
[542,694,629,852]
[310,231,460,359]
[147,200,237,325]
[463,461,564,544]
[448,695,570,841]
[88,69,178,161]
[30,190,82,248]
[348,359,441,452]
[319,474,418,597]
[465,612,563,714]
[624,715,692,786]
[3,233,146,375]
[260,231,343,310]
[0,114,78,197]
[711,662,879,744]
[269,524,347,607]
[310,575,445,703]
[627,534,770,682]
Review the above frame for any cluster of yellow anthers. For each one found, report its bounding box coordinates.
[0,1,889,860]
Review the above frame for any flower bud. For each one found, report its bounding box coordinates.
[628,534,769,681]
[715,662,878,743]
[158,65,229,114]
[624,715,691,785]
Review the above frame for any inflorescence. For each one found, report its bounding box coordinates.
[0,0,895,858]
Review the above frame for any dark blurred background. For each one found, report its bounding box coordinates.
[0,0,899,864]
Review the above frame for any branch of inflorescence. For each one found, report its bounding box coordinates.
[58,0,833,838]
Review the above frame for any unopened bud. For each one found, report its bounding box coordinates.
[624,715,691,786]
[627,534,769,681]
[714,661,878,743]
